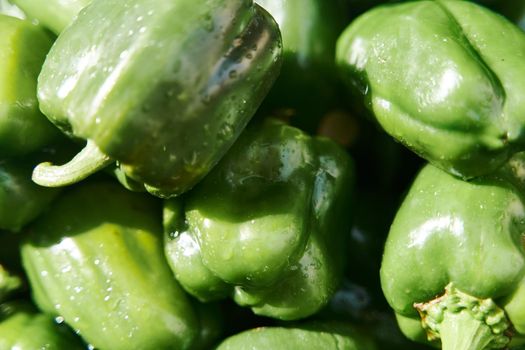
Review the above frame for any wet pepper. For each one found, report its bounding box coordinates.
[164,119,354,320]
[381,155,525,349]
[21,180,218,350]
[33,0,282,198]
[336,0,525,179]
[0,301,84,350]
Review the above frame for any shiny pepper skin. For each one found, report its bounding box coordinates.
[164,119,355,320]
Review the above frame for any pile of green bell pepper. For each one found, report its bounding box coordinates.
[4,0,525,349]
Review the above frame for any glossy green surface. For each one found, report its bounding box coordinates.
[36,0,282,198]
[11,0,91,33]
[215,321,377,350]
[21,181,200,350]
[0,157,60,232]
[337,0,525,178]
[164,119,354,320]
[0,15,61,157]
[0,301,84,350]
[381,161,525,346]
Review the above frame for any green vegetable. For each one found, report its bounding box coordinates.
[21,180,205,350]
[380,157,525,349]
[336,0,525,179]
[10,0,91,34]
[164,119,354,320]
[0,14,62,158]
[255,0,348,132]
[33,0,282,198]
[215,321,377,350]
[0,300,84,349]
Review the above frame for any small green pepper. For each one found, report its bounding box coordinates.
[21,180,206,350]
[337,0,525,179]
[381,156,525,349]
[33,0,282,198]
[164,119,354,320]
[10,0,91,34]
[0,300,84,350]
[0,14,62,158]
[215,320,378,350]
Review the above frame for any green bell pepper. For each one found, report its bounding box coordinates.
[255,0,348,132]
[32,0,282,198]
[380,156,525,349]
[0,300,84,349]
[10,0,91,34]
[215,320,377,350]
[21,180,209,350]
[0,14,62,158]
[337,0,525,179]
[164,118,354,320]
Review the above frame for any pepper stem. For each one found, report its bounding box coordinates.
[440,310,497,350]
[414,283,511,350]
[32,140,113,187]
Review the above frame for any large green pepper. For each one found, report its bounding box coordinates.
[21,180,208,350]
[215,321,378,350]
[0,300,84,349]
[255,0,348,132]
[10,0,90,34]
[164,119,354,320]
[0,14,62,158]
[32,0,282,198]
[380,157,525,349]
[336,0,525,179]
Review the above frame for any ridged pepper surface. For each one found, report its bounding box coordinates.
[164,119,354,320]
[337,0,525,179]
[381,154,525,349]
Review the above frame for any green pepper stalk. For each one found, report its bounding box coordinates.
[215,321,378,350]
[10,0,91,34]
[0,301,84,349]
[380,156,525,349]
[0,0,25,19]
[164,118,354,320]
[33,0,282,199]
[336,0,525,179]
[0,14,63,158]
[21,180,208,350]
